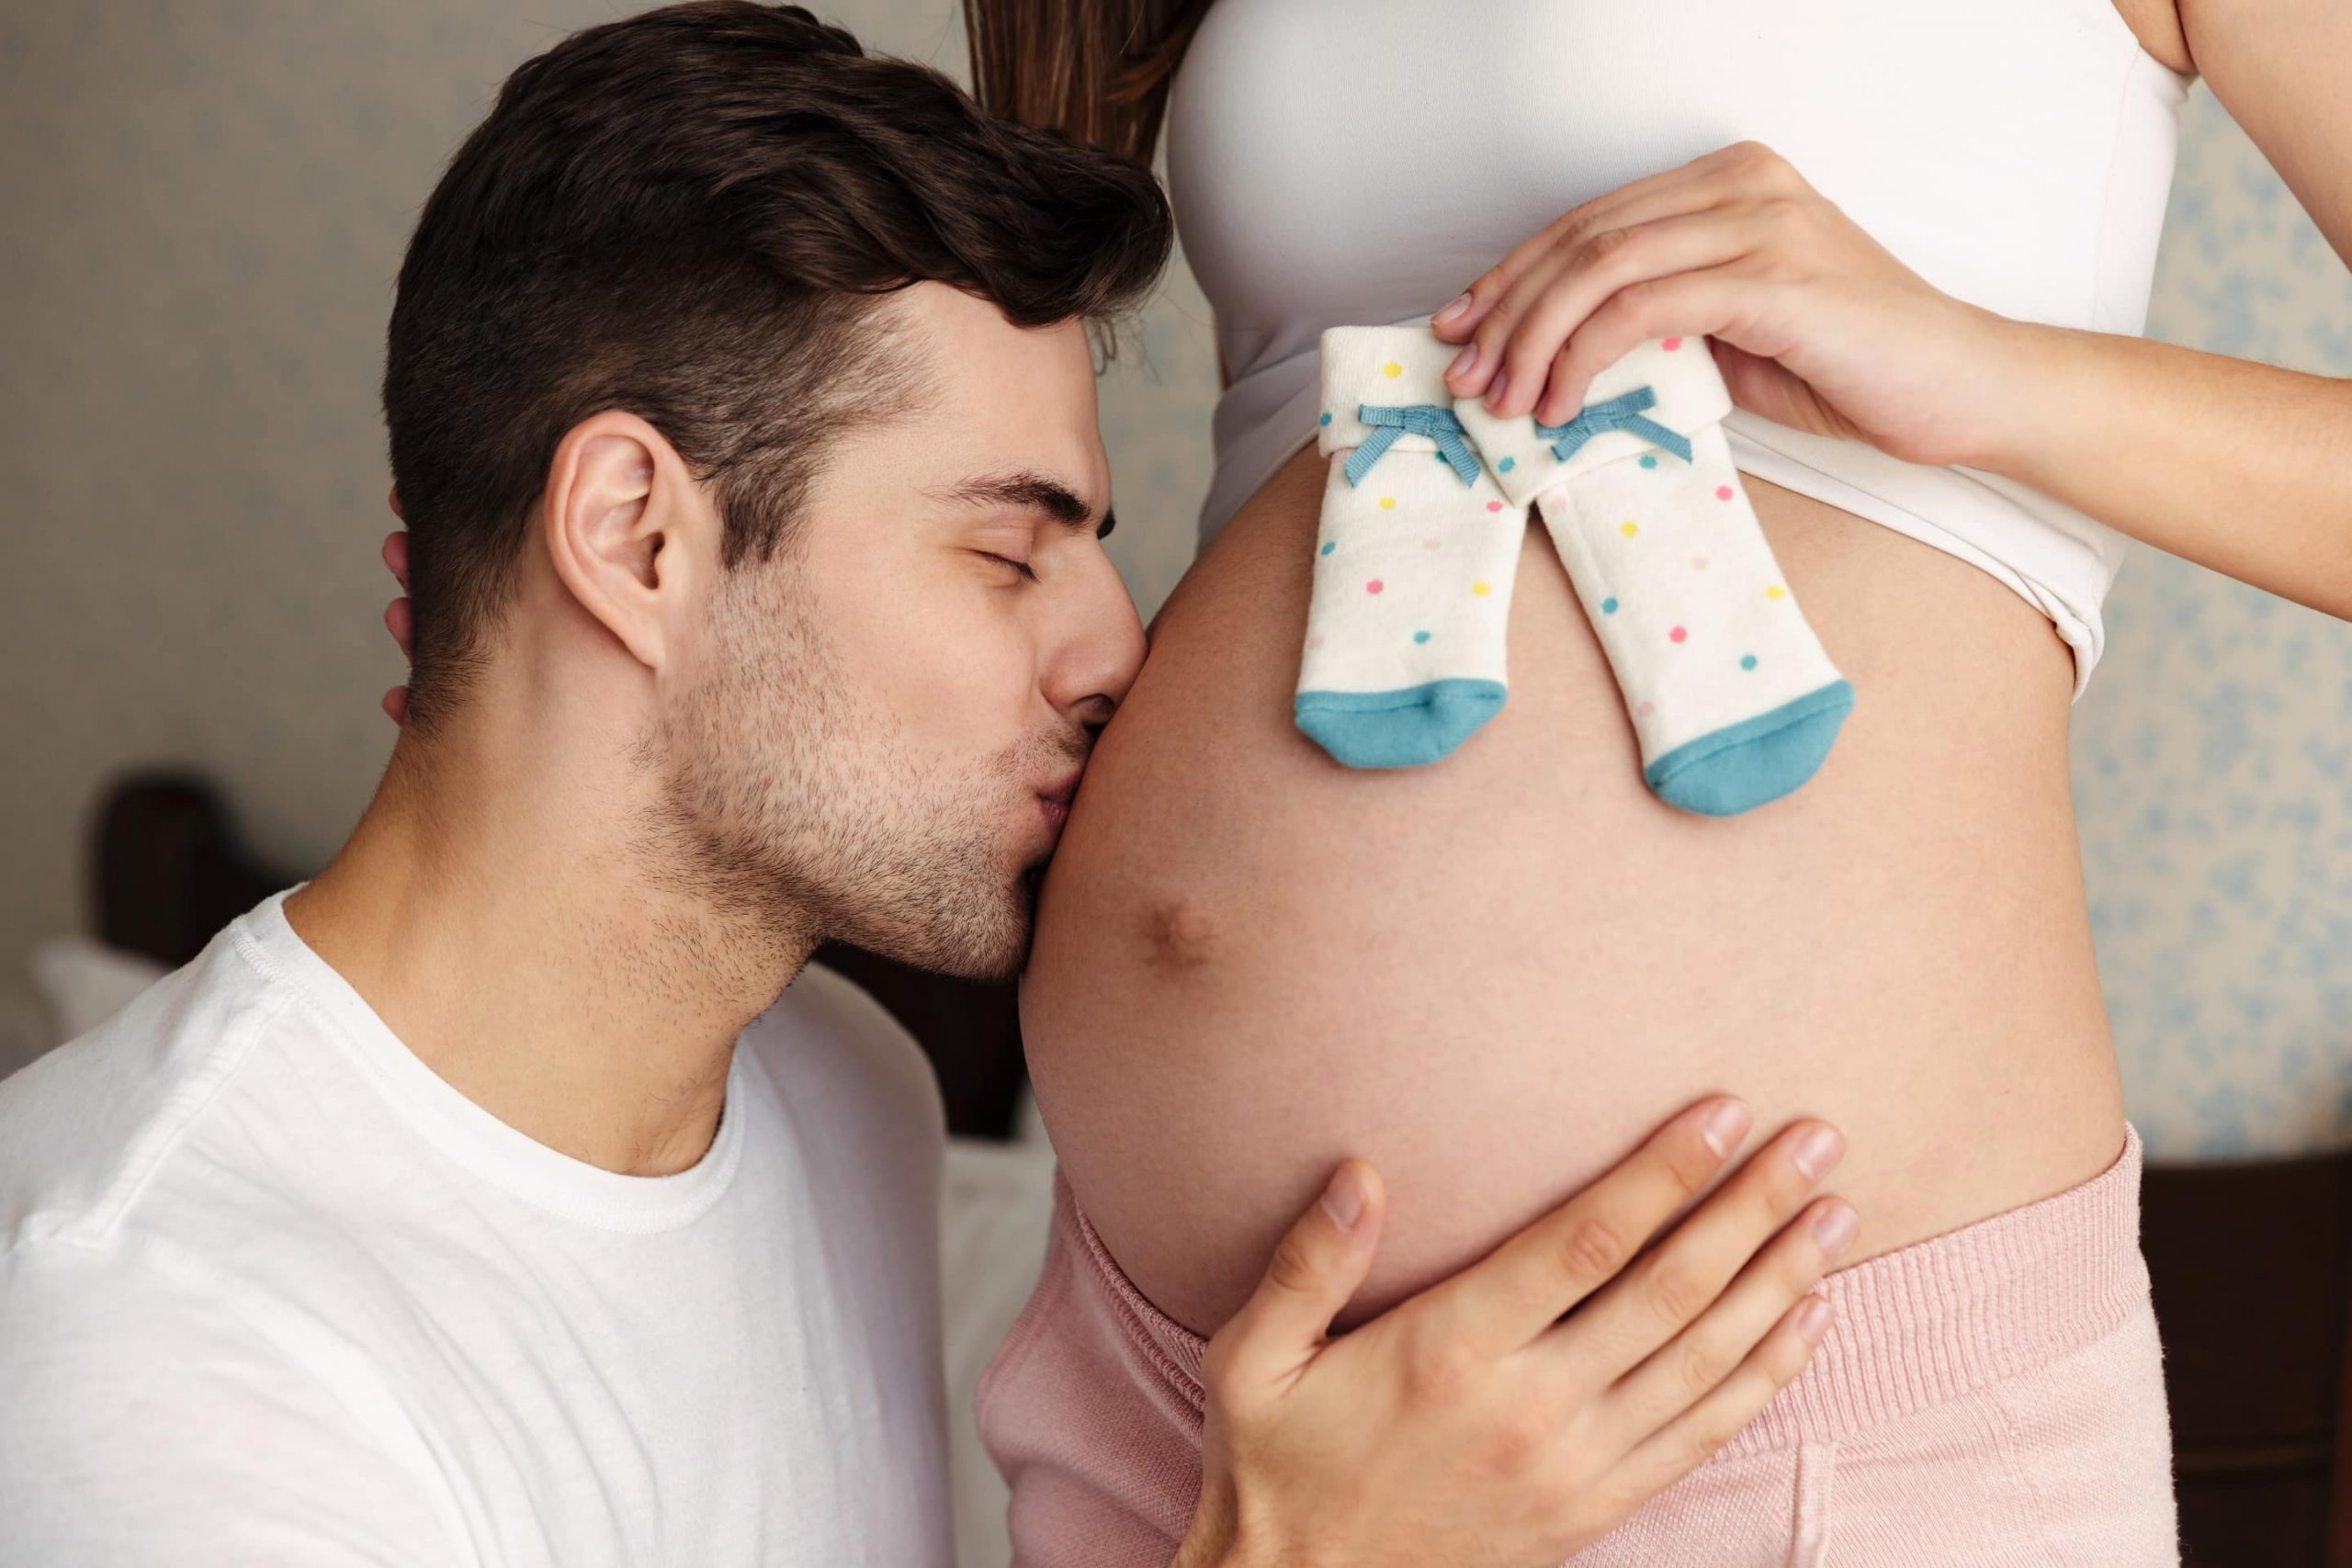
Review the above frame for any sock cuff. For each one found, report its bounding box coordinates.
[1455,335,1734,507]
[1317,324,1466,457]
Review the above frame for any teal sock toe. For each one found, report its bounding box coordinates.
[1644,680,1856,817]
[1295,680,1509,769]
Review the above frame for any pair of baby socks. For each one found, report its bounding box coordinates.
[1294,326,1853,817]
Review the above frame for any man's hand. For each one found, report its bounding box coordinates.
[1174,1098,1851,1568]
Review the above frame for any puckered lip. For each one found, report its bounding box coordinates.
[1036,770,1082,809]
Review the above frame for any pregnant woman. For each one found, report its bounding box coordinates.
[970,0,2352,1561]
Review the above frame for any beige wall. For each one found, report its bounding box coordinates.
[4,6,2349,1156]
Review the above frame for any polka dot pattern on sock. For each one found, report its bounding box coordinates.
[1299,328,1846,799]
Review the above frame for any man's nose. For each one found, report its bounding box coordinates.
[1067,692,1117,736]
[1043,574,1148,729]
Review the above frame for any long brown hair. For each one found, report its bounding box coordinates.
[961,0,1213,160]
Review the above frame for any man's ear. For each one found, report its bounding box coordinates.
[540,412,714,672]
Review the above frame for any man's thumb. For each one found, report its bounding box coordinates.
[1212,1160,1385,1387]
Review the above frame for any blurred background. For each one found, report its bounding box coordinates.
[3,4,2350,1563]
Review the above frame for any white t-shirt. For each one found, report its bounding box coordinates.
[0,892,955,1567]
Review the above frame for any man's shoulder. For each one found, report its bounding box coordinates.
[0,919,299,1252]
[741,961,946,1142]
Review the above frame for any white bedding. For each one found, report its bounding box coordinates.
[939,1128,1058,1568]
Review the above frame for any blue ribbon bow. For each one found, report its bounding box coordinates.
[1345,403,1483,488]
[1535,385,1692,466]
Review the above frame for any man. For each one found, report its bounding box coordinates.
[0,6,1846,1563]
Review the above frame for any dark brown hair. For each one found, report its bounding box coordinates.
[961,0,1212,160]
[383,1,1172,728]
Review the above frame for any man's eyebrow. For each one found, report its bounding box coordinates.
[930,470,1115,538]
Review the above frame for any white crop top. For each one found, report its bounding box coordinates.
[1163,0,2194,691]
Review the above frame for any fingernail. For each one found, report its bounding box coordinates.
[1792,1125,1844,1181]
[1700,1098,1753,1156]
[1812,1202,1858,1257]
[1795,1297,1833,1343]
[1445,342,1479,380]
[1486,367,1510,407]
[1433,291,1474,327]
[1320,1167,1366,1232]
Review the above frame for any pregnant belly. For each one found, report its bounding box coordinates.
[1022,442,2123,1337]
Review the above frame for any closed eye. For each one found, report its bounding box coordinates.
[979,551,1038,582]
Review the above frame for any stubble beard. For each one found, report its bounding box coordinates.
[639,565,1069,985]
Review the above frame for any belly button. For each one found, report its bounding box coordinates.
[1140,901,1218,973]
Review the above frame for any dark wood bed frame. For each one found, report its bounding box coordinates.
[85,770,2352,1564]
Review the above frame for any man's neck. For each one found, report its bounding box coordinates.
[285,717,815,1178]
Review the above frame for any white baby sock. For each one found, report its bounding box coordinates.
[1295,326,1531,769]
[1454,336,1853,816]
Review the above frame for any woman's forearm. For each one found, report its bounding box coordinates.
[1974,319,2352,618]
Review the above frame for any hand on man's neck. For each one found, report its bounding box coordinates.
[286,684,817,1179]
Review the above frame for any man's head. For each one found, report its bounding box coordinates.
[383,2,1166,979]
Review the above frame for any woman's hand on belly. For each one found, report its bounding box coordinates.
[1431,140,2016,469]
[1179,1098,1855,1568]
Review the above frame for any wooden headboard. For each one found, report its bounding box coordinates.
[83,770,2352,1562]
[88,772,1030,1139]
